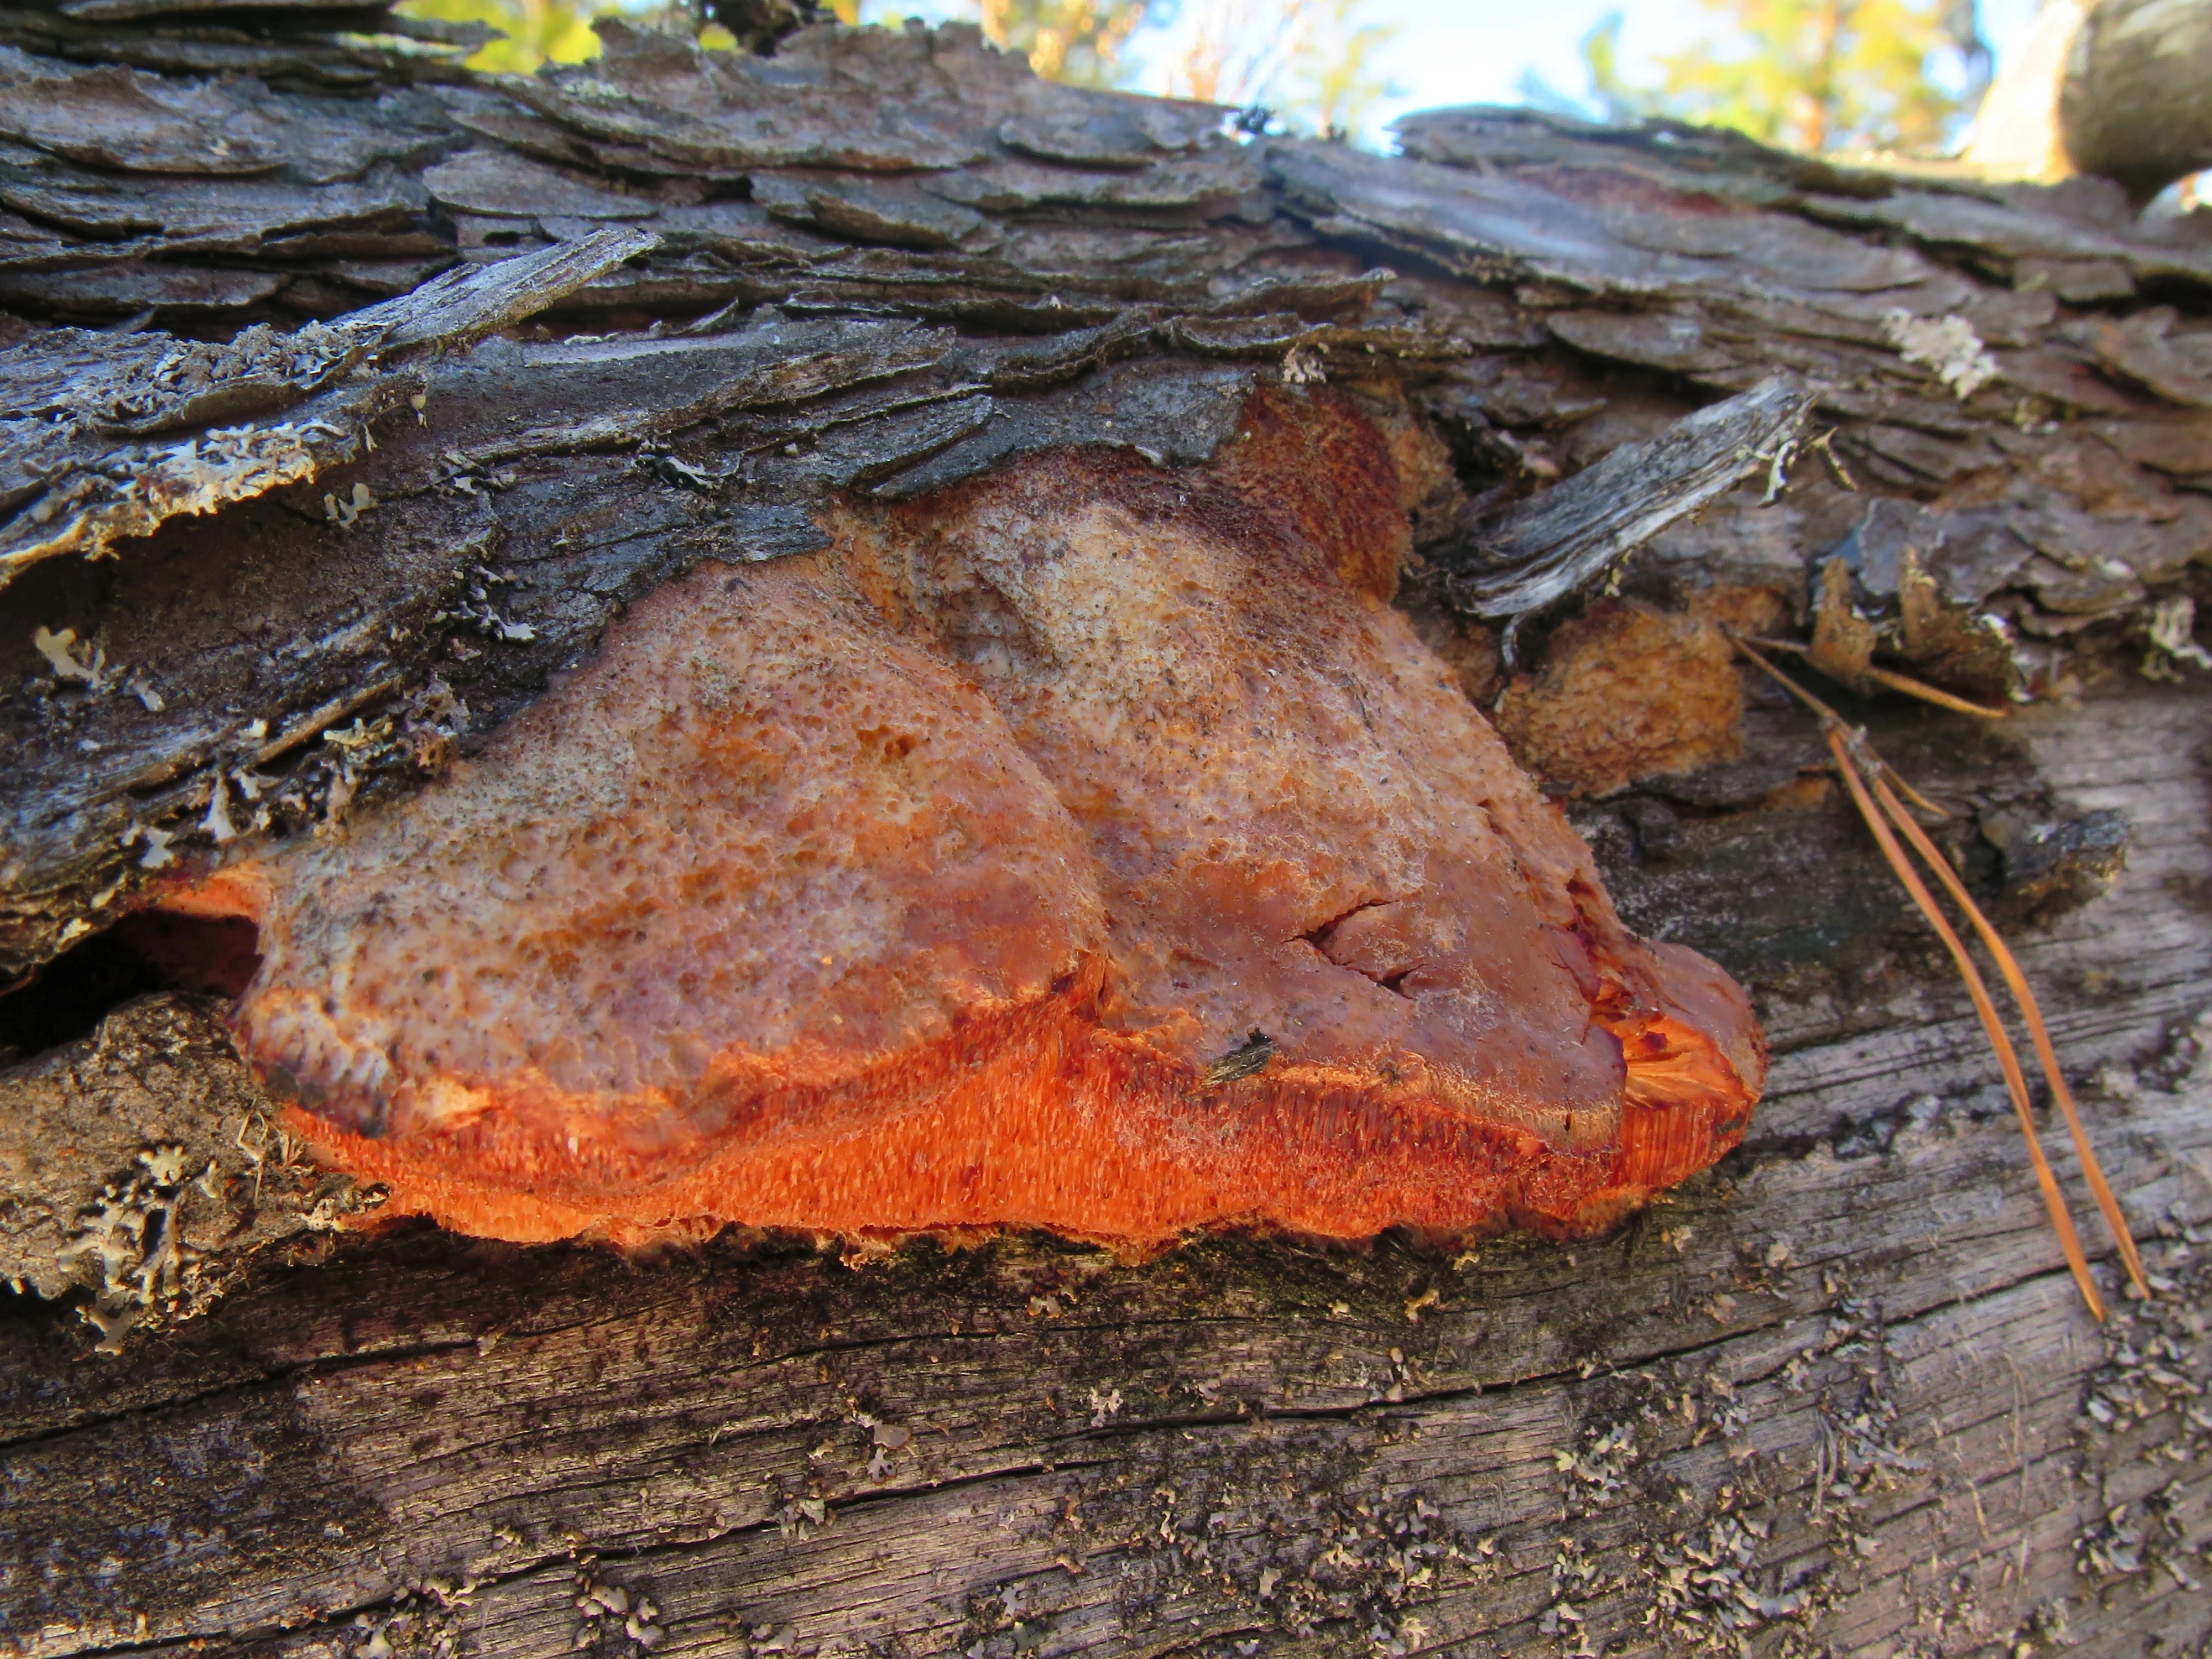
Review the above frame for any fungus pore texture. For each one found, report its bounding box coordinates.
[213,387,1765,1247]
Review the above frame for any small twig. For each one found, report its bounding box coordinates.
[249,678,401,768]
[1825,728,2106,1322]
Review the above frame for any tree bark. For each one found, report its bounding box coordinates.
[3,11,2212,1656]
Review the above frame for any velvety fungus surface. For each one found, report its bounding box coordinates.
[210,386,1766,1249]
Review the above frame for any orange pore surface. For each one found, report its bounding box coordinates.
[215,385,1764,1249]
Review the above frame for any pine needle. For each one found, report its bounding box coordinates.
[1860,665,2008,721]
[1730,637,1949,819]
[1824,728,2105,1322]
[1732,635,2009,719]
[1726,631,2130,1319]
[1865,775,2148,1297]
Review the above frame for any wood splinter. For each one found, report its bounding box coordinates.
[1730,635,2148,1319]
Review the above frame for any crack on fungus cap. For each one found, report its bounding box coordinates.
[197,385,1764,1249]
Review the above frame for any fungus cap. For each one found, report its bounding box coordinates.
[212,387,1764,1248]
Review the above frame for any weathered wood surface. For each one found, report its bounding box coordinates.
[4,682,2209,1659]
[4,8,2212,1656]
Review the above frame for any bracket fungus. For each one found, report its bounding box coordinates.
[178,388,1765,1249]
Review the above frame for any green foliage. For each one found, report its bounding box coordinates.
[979,0,1149,87]
[395,0,611,72]
[1292,0,1397,140]
[387,0,1393,147]
[1149,0,1401,143]
[1582,0,1962,156]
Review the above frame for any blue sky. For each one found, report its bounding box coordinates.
[872,0,2047,145]
[1306,0,2043,137]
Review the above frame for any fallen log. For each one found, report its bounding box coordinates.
[2,8,2210,1656]
[2060,0,2212,201]
[1965,0,2212,199]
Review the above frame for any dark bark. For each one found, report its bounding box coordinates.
[3,22,2212,975]
[3,9,2212,1655]
[1438,379,1811,623]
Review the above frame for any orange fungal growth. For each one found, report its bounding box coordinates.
[199,386,1765,1249]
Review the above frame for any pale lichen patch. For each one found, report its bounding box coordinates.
[1883,310,2000,400]
[1,997,389,1349]
[32,624,111,688]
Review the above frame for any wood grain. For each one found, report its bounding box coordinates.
[4,686,2207,1659]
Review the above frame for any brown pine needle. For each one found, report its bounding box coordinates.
[1866,775,2148,1297]
[1730,629,2126,1316]
[1825,728,2106,1322]
[1861,665,2009,721]
[1729,635,1950,819]
[1732,634,2008,719]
